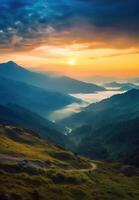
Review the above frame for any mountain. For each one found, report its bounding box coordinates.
[0,61,106,93]
[46,76,106,93]
[62,89,139,128]
[104,82,135,88]
[82,76,121,84]
[0,104,68,146]
[61,89,139,166]
[77,117,139,167]
[0,125,139,200]
[104,82,139,91]
[0,76,80,118]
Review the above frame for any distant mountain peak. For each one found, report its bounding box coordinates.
[0,61,29,73]
[5,61,21,68]
[1,61,18,67]
[7,61,16,65]
[0,61,106,93]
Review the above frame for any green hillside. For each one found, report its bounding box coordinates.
[62,89,139,167]
[62,89,139,129]
[0,125,139,200]
[0,104,68,146]
[76,117,139,167]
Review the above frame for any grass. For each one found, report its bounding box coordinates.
[0,125,139,200]
[0,168,139,200]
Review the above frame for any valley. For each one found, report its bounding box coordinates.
[0,61,139,200]
[0,1,139,199]
[48,90,124,122]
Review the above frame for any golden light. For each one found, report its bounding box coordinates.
[68,58,76,66]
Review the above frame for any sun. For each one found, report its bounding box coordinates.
[68,58,76,66]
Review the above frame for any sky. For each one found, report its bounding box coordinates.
[0,0,139,78]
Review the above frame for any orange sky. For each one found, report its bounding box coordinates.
[0,0,139,78]
[1,43,139,78]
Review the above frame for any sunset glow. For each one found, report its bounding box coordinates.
[0,1,139,197]
[0,0,138,78]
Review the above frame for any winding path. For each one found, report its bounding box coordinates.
[0,153,97,172]
[64,163,97,172]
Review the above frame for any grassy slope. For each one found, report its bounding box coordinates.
[75,117,139,163]
[0,125,139,200]
[0,104,68,146]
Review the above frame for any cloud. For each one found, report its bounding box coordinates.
[0,0,138,51]
[89,49,139,60]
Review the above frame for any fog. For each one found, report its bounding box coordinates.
[70,91,123,104]
[48,90,125,122]
[48,102,88,122]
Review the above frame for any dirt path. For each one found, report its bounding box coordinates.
[64,163,97,173]
[0,153,97,172]
[0,153,21,163]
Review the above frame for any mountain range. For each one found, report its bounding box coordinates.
[104,82,139,91]
[0,61,106,94]
[0,75,79,118]
[62,89,139,167]
[0,61,139,169]
[62,89,139,128]
[0,104,68,146]
[0,61,139,199]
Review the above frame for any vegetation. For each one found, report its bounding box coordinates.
[63,89,139,167]
[0,125,139,200]
[0,104,68,146]
[75,117,139,167]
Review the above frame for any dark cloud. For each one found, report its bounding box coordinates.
[0,0,138,50]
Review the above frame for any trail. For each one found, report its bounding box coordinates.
[64,163,97,172]
[0,153,97,172]
[0,153,21,162]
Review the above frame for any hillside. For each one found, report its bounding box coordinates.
[62,89,139,128]
[76,117,139,167]
[0,104,68,146]
[0,76,80,118]
[0,61,106,93]
[0,125,139,200]
[61,89,139,166]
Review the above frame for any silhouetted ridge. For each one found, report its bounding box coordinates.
[125,88,139,96]
[0,61,106,93]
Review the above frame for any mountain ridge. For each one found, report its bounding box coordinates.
[0,75,80,118]
[0,61,106,93]
[0,103,68,146]
[61,89,139,167]
[61,89,139,128]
